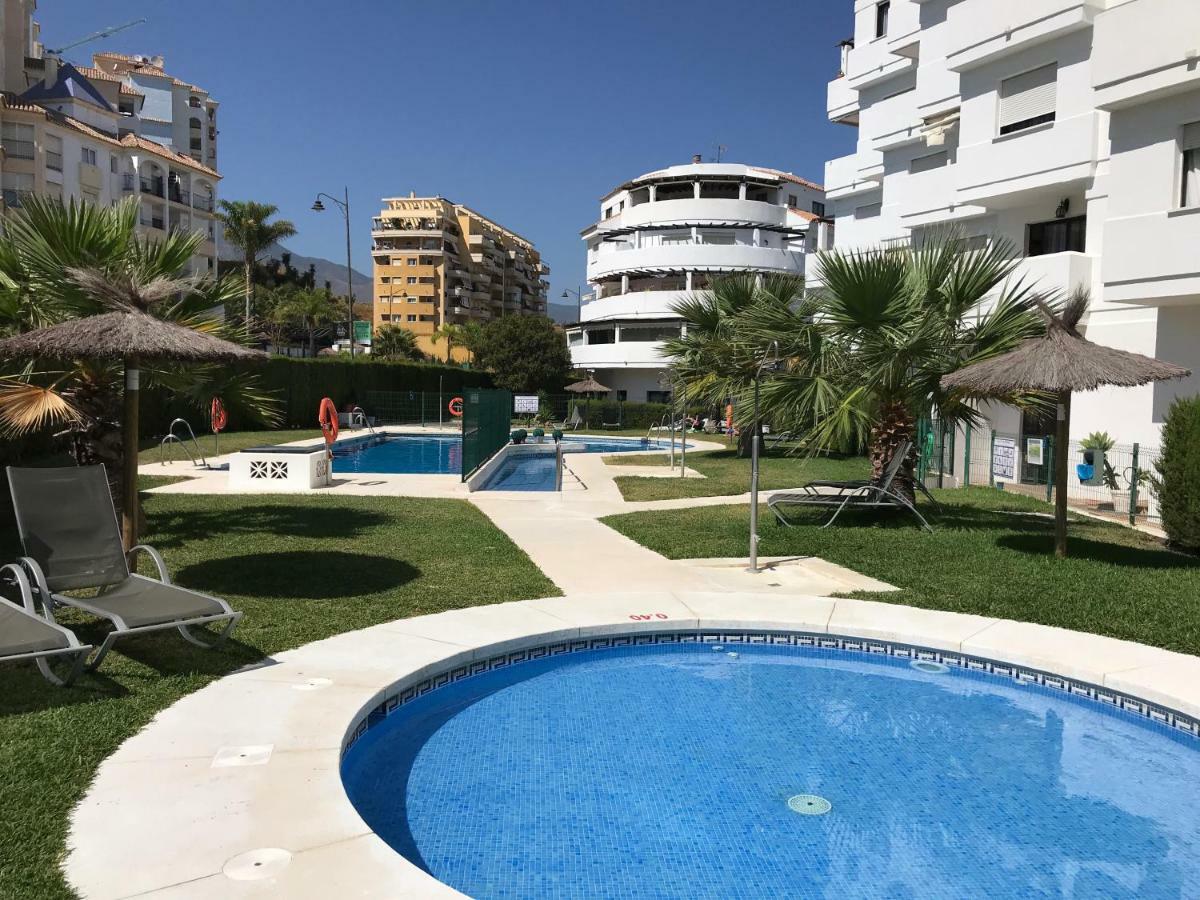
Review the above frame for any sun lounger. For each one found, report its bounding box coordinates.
[0,563,91,685]
[767,440,934,532]
[7,465,243,672]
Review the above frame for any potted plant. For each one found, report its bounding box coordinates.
[1079,432,1119,489]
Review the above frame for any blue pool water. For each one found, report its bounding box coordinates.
[478,453,558,491]
[341,640,1200,899]
[333,434,674,475]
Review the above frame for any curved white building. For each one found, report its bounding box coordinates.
[567,160,829,402]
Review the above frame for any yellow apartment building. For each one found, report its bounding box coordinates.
[371,194,549,361]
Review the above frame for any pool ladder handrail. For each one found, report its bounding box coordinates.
[349,406,376,434]
[158,418,208,468]
[555,440,564,491]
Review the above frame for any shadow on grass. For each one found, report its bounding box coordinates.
[174,551,419,599]
[996,533,1198,569]
[145,503,391,549]
[0,665,129,716]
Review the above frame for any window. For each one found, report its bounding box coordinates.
[1,122,34,159]
[407,257,417,265]
[45,134,62,172]
[1026,215,1086,257]
[81,147,97,166]
[2,171,34,207]
[1181,122,1200,207]
[875,1,890,38]
[380,276,391,284]
[660,231,690,246]
[406,314,417,322]
[380,314,391,322]
[406,276,418,284]
[999,64,1057,136]
[854,202,882,219]
[647,390,672,404]
[587,329,615,345]
[616,390,628,402]
[788,193,798,206]
[110,156,118,174]
[811,201,826,216]
[909,150,949,174]
[700,230,736,245]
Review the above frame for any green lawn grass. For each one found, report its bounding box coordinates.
[603,487,1200,655]
[139,428,325,465]
[0,491,558,899]
[605,448,871,502]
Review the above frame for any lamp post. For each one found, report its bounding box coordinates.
[561,285,584,323]
[747,340,780,574]
[312,187,355,357]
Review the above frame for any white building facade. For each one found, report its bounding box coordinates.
[824,0,1200,452]
[567,160,830,402]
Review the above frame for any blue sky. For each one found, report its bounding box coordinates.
[39,0,856,301]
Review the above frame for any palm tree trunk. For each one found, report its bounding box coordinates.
[871,399,918,504]
[243,257,253,326]
[120,355,140,550]
[1054,390,1071,558]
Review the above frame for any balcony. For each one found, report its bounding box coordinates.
[3,139,34,160]
[580,290,690,324]
[1092,0,1200,110]
[1103,207,1200,304]
[844,36,917,91]
[825,153,883,201]
[955,112,1100,206]
[613,197,789,231]
[827,75,860,125]
[861,87,924,153]
[587,244,803,281]
[569,339,671,370]
[1010,250,1094,296]
[122,173,135,192]
[944,0,1103,73]
[45,151,63,172]
[884,0,922,59]
[193,196,214,213]
[140,215,166,231]
[169,188,191,207]
[140,176,164,198]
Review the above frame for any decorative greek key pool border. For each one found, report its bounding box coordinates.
[341,629,1200,757]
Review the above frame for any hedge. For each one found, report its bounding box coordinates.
[1155,394,1200,553]
[141,357,492,436]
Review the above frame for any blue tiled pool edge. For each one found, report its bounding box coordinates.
[340,628,1200,760]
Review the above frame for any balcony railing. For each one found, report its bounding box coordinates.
[45,151,63,172]
[2,189,24,208]
[193,196,214,212]
[140,216,165,230]
[140,176,164,198]
[122,173,135,192]
[4,139,34,160]
[169,188,191,206]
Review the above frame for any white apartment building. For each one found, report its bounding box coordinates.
[567,160,830,402]
[0,2,221,278]
[825,0,1200,452]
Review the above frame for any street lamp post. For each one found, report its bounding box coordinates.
[747,341,780,574]
[561,285,584,323]
[312,187,355,357]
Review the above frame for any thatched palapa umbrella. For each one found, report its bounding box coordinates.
[0,269,266,549]
[941,292,1189,557]
[565,375,610,428]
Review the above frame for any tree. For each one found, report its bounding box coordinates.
[473,315,571,393]
[271,288,341,357]
[1151,396,1200,552]
[0,195,279,507]
[372,325,425,361]
[666,234,1047,500]
[429,322,465,364]
[217,200,297,328]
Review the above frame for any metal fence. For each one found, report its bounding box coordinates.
[461,388,513,481]
[364,391,466,427]
[919,420,1162,525]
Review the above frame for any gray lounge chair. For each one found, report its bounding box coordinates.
[7,465,242,671]
[0,563,91,685]
[768,440,934,532]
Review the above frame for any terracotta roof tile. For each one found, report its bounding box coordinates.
[751,166,824,193]
[119,133,220,178]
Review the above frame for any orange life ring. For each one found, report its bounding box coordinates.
[448,396,464,418]
[210,396,227,433]
[319,397,339,445]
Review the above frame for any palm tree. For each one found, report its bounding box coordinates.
[430,322,465,364]
[372,324,424,360]
[667,234,1048,500]
[217,200,297,327]
[271,288,340,357]
[662,273,803,455]
[0,195,279,516]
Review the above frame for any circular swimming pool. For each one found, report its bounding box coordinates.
[340,637,1200,899]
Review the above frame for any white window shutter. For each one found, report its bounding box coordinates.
[999,64,1057,130]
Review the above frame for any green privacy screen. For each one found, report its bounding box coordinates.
[461,388,513,481]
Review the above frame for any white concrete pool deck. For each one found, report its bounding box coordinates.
[68,429,1198,897]
[66,590,1200,900]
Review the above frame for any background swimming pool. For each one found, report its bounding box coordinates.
[341,641,1200,899]
[332,434,674,475]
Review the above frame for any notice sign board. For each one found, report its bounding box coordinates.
[514,394,539,415]
[1026,438,1045,466]
[992,436,1016,480]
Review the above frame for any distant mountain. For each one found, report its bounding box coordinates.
[219,242,371,298]
[548,302,580,325]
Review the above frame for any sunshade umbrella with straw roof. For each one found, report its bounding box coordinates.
[941,290,1189,557]
[565,374,611,429]
[0,269,266,550]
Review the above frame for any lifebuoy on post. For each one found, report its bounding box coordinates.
[319,397,339,446]
[210,397,227,434]
[448,396,464,418]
